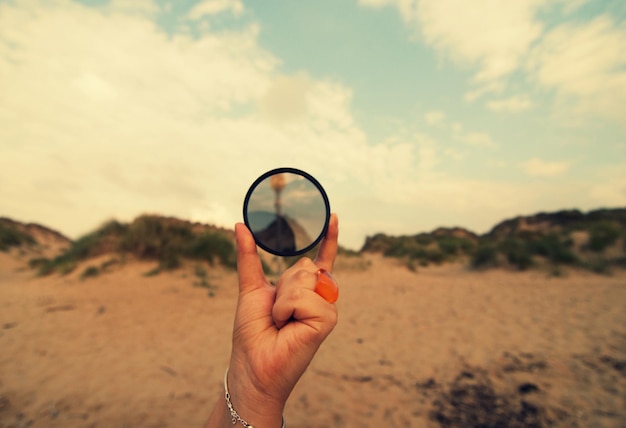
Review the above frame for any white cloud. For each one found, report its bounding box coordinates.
[464,81,505,102]
[361,0,625,130]
[357,0,394,7]
[360,0,547,83]
[259,74,311,123]
[443,148,464,160]
[425,110,445,125]
[521,158,571,177]
[590,162,626,203]
[455,131,497,149]
[187,0,244,20]
[527,16,626,128]
[109,0,160,16]
[451,122,463,133]
[416,0,546,83]
[486,95,533,113]
[0,0,357,236]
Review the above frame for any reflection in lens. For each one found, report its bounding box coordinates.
[244,169,330,256]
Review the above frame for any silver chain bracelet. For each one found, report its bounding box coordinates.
[224,368,285,428]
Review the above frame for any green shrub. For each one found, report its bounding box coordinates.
[435,236,475,256]
[118,217,194,259]
[81,266,100,279]
[406,259,419,272]
[582,257,612,275]
[529,233,577,265]
[383,239,417,258]
[587,222,621,252]
[0,223,35,251]
[408,247,428,260]
[471,244,498,269]
[549,265,565,277]
[192,264,217,296]
[143,267,161,277]
[498,238,533,270]
[415,234,433,246]
[58,260,77,275]
[426,249,445,264]
[438,237,460,256]
[159,253,181,270]
[186,232,236,267]
[338,246,361,257]
[100,258,119,271]
[29,257,49,269]
[194,264,208,279]
[37,262,56,276]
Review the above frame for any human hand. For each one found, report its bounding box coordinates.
[206,214,339,428]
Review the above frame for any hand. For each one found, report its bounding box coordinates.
[206,214,339,428]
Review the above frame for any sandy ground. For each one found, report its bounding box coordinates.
[1,252,625,427]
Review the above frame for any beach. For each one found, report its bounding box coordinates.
[1,252,625,427]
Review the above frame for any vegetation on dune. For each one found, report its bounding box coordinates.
[4,207,625,277]
[363,208,626,275]
[0,221,36,251]
[362,229,478,270]
[587,221,621,252]
[35,216,236,276]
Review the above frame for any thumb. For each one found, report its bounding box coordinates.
[235,223,267,293]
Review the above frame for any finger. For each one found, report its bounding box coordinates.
[272,269,317,329]
[314,213,339,273]
[272,269,338,331]
[272,258,314,302]
[274,290,338,336]
[235,222,267,293]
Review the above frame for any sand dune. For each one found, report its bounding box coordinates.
[1,252,625,427]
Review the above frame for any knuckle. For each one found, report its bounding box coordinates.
[283,286,307,304]
[294,257,315,269]
[293,269,314,283]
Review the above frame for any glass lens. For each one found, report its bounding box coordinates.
[244,169,330,256]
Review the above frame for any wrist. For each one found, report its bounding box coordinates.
[225,367,285,428]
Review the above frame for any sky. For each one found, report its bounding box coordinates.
[1,0,625,250]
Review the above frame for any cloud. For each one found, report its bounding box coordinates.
[259,75,311,123]
[360,0,547,83]
[1,0,622,251]
[486,95,533,113]
[0,0,352,233]
[360,0,625,130]
[455,131,497,149]
[590,162,626,203]
[521,158,571,177]
[416,0,546,83]
[425,110,445,125]
[0,0,411,249]
[452,122,498,149]
[358,0,394,7]
[187,0,244,20]
[108,0,160,16]
[423,110,497,148]
[526,16,626,128]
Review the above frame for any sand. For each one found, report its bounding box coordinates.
[1,252,625,427]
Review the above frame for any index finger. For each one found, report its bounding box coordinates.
[314,213,338,273]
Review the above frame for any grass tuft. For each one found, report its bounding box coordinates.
[0,222,35,251]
